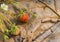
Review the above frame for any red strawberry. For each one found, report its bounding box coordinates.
[18,13,29,23]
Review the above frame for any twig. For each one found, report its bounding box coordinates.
[38,0,60,18]
[41,33,52,42]
[0,14,12,25]
[54,0,57,11]
[41,22,60,42]
[24,24,29,42]
[32,22,57,41]
[41,20,59,23]
[3,20,11,30]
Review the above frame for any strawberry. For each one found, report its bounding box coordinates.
[18,13,29,23]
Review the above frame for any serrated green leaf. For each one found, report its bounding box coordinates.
[10,24,18,34]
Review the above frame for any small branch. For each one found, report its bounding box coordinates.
[41,33,52,42]
[24,24,29,42]
[3,20,11,30]
[41,20,60,23]
[38,0,60,18]
[32,22,57,41]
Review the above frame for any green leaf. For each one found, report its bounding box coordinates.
[0,14,3,19]
[10,24,18,34]
[32,14,37,18]
[3,34,9,40]
[4,29,9,34]
[18,9,24,17]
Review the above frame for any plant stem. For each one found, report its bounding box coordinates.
[0,14,12,25]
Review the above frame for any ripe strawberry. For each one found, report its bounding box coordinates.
[18,13,29,23]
